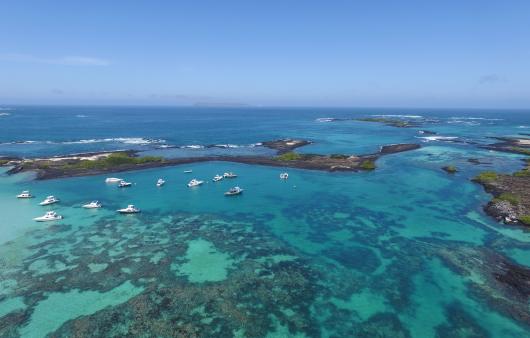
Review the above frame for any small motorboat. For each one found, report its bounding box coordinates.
[17,190,34,198]
[105,177,122,183]
[34,211,63,222]
[224,186,244,196]
[280,173,289,180]
[117,180,132,188]
[39,195,59,206]
[156,178,166,187]
[83,201,102,209]
[223,172,237,178]
[187,179,204,187]
[117,204,140,214]
[212,174,223,182]
[183,170,193,173]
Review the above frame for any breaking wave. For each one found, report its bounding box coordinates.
[0,137,167,146]
[371,114,424,119]
[416,136,459,142]
[315,117,336,122]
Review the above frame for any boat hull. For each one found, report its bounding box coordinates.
[34,216,63,222]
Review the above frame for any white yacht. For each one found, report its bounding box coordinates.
[117,180,132,188]
[39,195,59,206]
[223,172,237,178]
[183,170,193,173]
[156,178,165,187]
[212,174,223,182]
[34,211,63,222]
[280,173,289,179]
[187,179,204,187]
[117,205,140,214]
[105,177,122,183]
[82,201,102,209]
[17,190,33,198]
[225,186,244,196]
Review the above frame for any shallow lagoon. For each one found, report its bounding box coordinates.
[1,107,530,337]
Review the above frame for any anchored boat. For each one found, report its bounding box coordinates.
[34,211,63,222]
[117,180,132,188]
[17,190,33,198]
[39,195,59,206]
[225,186,244,196]
[117,205,140,214]
[187,179,204,187]
[83,201,102,209]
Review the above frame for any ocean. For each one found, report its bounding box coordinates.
[1,105,530,337]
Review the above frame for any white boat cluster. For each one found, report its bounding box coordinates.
[19,170,289,222]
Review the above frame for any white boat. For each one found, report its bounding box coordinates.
[17,190,33,198]
[117,180,132,188]
[105,177,122,183]
[156,178,165,187]
[225,186,244,196]
[280,173,289,179]
[82,201,102,209]
[212,174,223,182]
[34,211,63,222]
[223,172,237,178]
[187,179,204,187]
[117,204,140,214]
[183,170,193,173]
[39,195,59,206]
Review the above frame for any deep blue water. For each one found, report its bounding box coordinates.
[1,106,529,157]
[1,106,530,337]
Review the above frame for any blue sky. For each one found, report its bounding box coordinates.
[0,1,529,108]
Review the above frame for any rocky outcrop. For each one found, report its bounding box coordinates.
[4,140,422,180]
[473,161,530,226]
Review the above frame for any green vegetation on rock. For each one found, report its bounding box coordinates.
[275,152,302,161]
[474,171,498,183]
[519,215,530,225]
[493,193,520,205]
[513,169,530,177]
[509,147,530,156]
[443,165,458,174]
[513,160,530,177]
[330,154,349,159]
[59,153,163,170]
[0,159,9,166]
[359,159,376,170]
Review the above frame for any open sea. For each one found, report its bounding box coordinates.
[1,106,530,337]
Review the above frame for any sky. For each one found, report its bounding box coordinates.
[0,0,529,108]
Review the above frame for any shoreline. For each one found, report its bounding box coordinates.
[481,136,530,156]
[471,136,530,227]
[1,140,421,180]
[473,158,530,227]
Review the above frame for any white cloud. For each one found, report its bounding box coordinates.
[0,53,110,66]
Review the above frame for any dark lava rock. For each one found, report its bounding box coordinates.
[379,144,421,155]
[262,139,312,154]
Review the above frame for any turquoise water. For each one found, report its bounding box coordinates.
[1,106,530,337]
